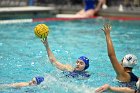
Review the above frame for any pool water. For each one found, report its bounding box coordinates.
[0,19,140,93]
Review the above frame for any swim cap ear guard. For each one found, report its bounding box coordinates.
[136,79,140,90]
[122,54,137,68]
[35,76,44,85]
[78,56,89,70]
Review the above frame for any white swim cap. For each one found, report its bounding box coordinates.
[136,79,140,89]
[122,54,137,68]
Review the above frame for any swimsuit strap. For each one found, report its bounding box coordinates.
[127,72,138,82]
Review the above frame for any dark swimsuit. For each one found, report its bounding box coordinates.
[128,72,138,82]
[84,0,96,11]
[64,70,90,78]
[118,72,138,90]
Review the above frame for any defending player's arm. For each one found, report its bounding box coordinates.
[102,24,125,76]
[42,38,73,71]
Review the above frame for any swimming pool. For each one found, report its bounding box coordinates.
[0,18,140,93]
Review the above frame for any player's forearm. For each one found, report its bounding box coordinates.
[8,82,29,88]
[109,86,134,93]
[105,34,116,57]
[44,40,57,63]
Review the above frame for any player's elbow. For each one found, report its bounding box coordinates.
[49,58,56,63]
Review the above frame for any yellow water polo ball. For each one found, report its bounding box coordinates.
[34,24,49,39]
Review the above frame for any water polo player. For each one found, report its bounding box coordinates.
[41,38,90,78]
[102,24,138,88]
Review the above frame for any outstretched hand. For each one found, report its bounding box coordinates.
[41,37,48,46]
[102,23,112,35]
[95,84,110,93]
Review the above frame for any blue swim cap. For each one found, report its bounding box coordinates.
[78,56,89,70]
[35,76,44,85]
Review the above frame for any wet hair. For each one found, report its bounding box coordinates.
[124,67,133,70]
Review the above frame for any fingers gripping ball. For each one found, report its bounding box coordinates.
[34,24,49,39]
